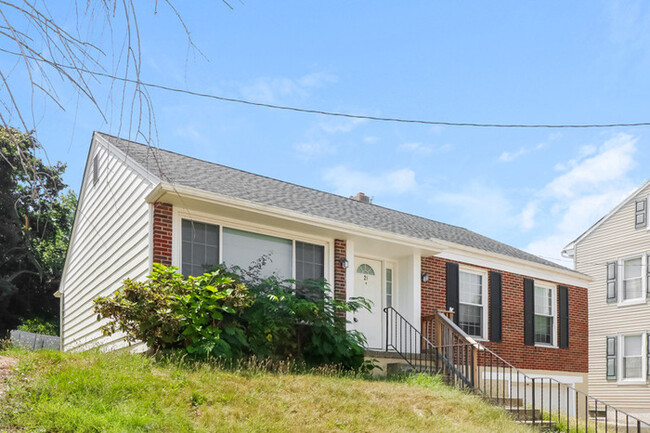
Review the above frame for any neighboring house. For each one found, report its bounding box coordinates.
[60,132,590,392]
[563,181,650,420]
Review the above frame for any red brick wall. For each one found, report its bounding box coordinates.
[152,202,173,266]
[421,256,588,373]
[334,239,347,302]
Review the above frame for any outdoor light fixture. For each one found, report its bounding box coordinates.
[421,272,429,283]
[339,258,349,269]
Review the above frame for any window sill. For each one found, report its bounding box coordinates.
[534,343,558,349]
[617,299,647,307]
[616,379,647,386]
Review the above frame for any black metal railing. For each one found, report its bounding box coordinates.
[383,306,473,387]
[388,307,650,432]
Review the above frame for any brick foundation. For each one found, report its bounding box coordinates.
[152,202,173,266]
[421,256,588,373]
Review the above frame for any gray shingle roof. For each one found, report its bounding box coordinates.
[100,132,568,271]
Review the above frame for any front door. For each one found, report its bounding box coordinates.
[353,258,383,349]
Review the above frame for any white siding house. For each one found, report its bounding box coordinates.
[59,134,157,351]
[563,180,650,421]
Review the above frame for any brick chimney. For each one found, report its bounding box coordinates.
[350,192,371,204]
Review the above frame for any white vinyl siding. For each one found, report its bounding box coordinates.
[60,136,155,352]
[574,181,650,410]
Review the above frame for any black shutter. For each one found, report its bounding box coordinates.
[645,333,650,378]
[635,198,647,229]
[606,336,617,380]
[446,262,459,324]
[489,271,502,343]
[606,261,617,303]
[523,278,535,346]
[647,334,650,379]
[558,285,569,348]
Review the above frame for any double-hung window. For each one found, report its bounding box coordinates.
[534,284,555,346]
[623,257,643,301]
[608,333,649,383]
[608,255,649,304]
[458,269,486,339]
[623,335,644,379]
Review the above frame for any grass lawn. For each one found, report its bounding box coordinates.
[0,349,534,433]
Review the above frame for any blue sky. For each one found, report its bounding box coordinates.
[4,1,650,267]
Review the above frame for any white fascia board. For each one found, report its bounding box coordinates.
[563,179,650,250]
[94,133,161,185]
[147,183,591,285]
[436,243,591,287]
[146,182,447,253]
[561,243,575,259]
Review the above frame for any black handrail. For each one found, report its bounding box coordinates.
[385,307,650,432]
[383,307,473,387]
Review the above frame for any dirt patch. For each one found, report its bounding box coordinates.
[0,356,18,398]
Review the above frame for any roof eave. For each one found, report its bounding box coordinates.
[148,182,591,285]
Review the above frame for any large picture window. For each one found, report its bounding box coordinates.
[180,219,326,287]
[534,285,555,345]
[458,270,485,338]
[223,227,292,279]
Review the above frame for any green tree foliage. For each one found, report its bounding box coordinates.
[0,128,76,334]
[94,264,371,370]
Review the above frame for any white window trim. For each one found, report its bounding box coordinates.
[617,332,648,385]
[617,254,647,306]
[534,282,558,348]
[458,265,489,341]
[172,208,332,290]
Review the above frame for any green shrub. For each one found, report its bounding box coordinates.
[94,263,371,370]
[94,264,250,356]
[16,316,59,336]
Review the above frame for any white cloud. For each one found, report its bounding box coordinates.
[294,139,335,159]
[431,181,516,235]
[239,72,337,104]
[398,142,453,155]
[317,118,366,134]
[543,134,637,200]
[518,201,538,232]
[363,136,379,144]
[323,165,417,196]
[399,142,433,155]
[498,142,546,163]
[523,133,639,265]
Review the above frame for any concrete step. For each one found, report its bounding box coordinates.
[487,396,524,407]
[516,419,557,432]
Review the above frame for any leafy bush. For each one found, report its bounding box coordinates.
[95,263,371,370]
[16,316,59,336]
[94,264,250,355]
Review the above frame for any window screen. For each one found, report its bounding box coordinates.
[182,219,219,276]
[295,241,325,299]
[222,227,292,279]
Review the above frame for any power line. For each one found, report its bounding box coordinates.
[4,48,650,129]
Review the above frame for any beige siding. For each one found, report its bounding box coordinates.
[575,182,650,411]
[60,136,155,351]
